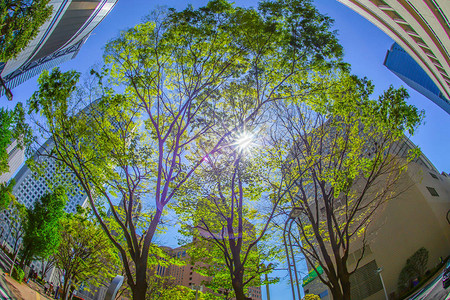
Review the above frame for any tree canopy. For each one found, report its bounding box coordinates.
[0,0,53,61]
[28,0,345,298]
[55,210,119,300]
[0,104,32,176]
[20,186,67,265]
[270,73,423,299]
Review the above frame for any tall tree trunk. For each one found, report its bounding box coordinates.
[329,274,352,300]
[330,288,344,300]
[232,270,249,300]
[341,273,352,300]
[329,275,344,300]
[129,209,162,299]
[19,247,28,269]
[131,271,147,300]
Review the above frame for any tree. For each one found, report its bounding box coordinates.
[0,198,26,257]
[20,186,67,266]
[9,200,26,255]
[397,247,429,292]
[271,74,423,300]
[0,179,14,210]
[0,104,32,176]
[303,295,320,300]
[28,0,343,298]
[54,211,119,300]
[173,122,285,299]
[0,104,31,214]
[0,0,53,61]
[407,247,429,279]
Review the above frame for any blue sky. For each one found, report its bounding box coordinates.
[5,0,449,174]
[2,0,449,299]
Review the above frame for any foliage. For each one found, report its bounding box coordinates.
[54,210,120,300]
[9,200,26,254]
[397,247,429,292]
[145,274,196,300]
[114,238,187,299]
[271,73,423,300]
[0,179,15,209]
[0,104,32,176]
[407,247,429,278]
[20,186,67,265]
[173,129,283,299]
[0,0,53,61]
[303,295,320,300]
[11,266,24,283]
[29,0,344,298]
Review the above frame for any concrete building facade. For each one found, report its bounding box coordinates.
[9,139,88,213]
[337,0,450,114]
[302,149,450,299]
[0,0,118,96]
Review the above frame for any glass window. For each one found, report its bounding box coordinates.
[426,186,439,196]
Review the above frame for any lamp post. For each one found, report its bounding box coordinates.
[376,267,388,300]
[283,207,302,300]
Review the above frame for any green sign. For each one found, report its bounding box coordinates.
[302,265,324,286]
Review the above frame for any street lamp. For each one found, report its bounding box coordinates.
[283,207,302,300]
[376,267,388,300]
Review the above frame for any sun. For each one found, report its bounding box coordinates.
[233,132,255,154]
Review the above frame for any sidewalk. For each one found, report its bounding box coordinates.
[0,270,53,300]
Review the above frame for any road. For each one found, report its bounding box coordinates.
[409,264,450,300]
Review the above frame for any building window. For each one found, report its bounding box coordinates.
[429,172,438,179]
[426,186,439,197]
[350,260,383,299]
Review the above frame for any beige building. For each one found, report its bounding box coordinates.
[337,0,450,106]
[303,153,450,299]
[161,245,262,300]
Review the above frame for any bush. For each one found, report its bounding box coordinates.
[303,295,320,300]
[11,266,24,283]
[397,247,429,293]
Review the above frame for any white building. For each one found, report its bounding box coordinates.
[0,0,118,96]
[337,0,450,113]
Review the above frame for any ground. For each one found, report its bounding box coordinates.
[407,261,450,300]
[0,269,53,300]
